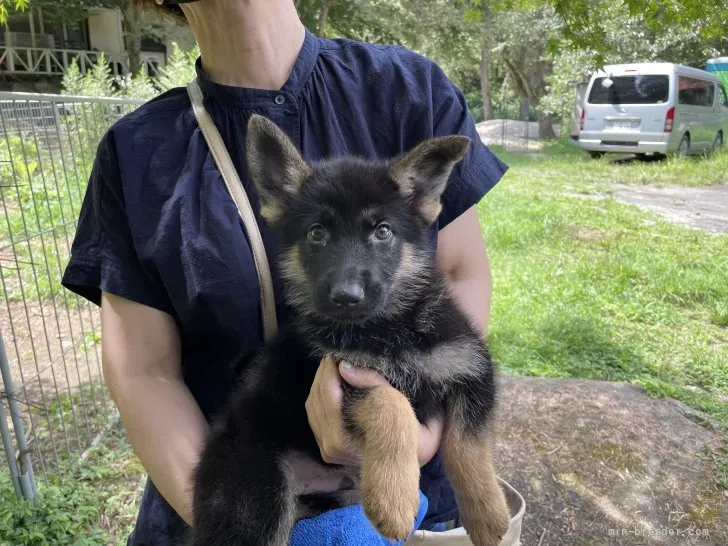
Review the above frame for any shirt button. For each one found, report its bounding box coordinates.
[274,94,285,105]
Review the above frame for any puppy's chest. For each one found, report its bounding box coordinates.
[321,332,485,392]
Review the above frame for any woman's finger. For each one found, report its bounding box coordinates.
[305,358,329,456]
[338,361,390,389]
[417,416,444,466]
[319,356,344,424]
[307,356,355,465]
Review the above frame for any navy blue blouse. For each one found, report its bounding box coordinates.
[62,29,508,545]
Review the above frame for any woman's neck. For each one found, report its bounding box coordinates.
[181,0,306,89]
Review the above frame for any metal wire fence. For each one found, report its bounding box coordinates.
[0,89,556,501]
[0,91,144,499]
[476,99,565,153]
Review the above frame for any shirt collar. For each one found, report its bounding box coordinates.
[195,27,319,108]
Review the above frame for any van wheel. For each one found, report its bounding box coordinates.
[712,133,723,154]
[588,151,604,159]
[677,135,690,157]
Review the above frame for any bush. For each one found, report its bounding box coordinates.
[156,43,200,93]
[61,43,201,101]
[0,424,143,546]
[0,475,107,546]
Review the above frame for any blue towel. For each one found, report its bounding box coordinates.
[290,491,429,545]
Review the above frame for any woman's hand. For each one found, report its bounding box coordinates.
[305,356,443,467]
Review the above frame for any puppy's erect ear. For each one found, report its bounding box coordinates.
[247,114,310,224]
[389,135,471,224]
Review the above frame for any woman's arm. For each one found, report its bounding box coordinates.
[436,205,492,335]
[101,292,208,526]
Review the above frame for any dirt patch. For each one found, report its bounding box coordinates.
[492,374,727,545]
[568,226,616,244]
[476,120,562,151]
[1,298,102,401]
[1,297,108,466]
[609,184,728,234]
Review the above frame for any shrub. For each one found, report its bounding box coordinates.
[0,468,107,545]
[61,43,200,101]
[0,423,143,546]
[156,43,201,93]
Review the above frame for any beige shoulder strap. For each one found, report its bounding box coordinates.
[187,79,278,343]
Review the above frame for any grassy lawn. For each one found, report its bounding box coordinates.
[482,141,728,484]
[2,142,726,544]
[503,138,728,188]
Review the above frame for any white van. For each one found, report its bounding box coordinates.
[575,62,728,158]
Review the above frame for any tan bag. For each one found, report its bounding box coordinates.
[405,478,525,546]
[187,79,525,546]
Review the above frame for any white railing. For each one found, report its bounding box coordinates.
[0,46,161,77]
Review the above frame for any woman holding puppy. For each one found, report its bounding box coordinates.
[62,0,507,544]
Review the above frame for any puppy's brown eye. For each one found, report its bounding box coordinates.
[307,224,327,243]
[374,224,392,240]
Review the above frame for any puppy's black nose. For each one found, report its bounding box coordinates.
[330,282,364,306]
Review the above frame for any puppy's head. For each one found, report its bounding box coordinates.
[247,114,470,323]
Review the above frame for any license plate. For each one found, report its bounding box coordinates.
[606,120,638,130]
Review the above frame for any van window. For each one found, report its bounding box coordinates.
[588,75,669,104]
[678,76,715,107]
[719,84,728,108]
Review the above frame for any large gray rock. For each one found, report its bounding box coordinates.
[492,374,727,545]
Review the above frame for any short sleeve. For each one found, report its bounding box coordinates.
[429,64,508,229]
[61,129,172,314]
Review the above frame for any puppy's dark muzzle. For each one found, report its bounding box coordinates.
[330,281,364,307]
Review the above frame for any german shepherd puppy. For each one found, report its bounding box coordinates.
[188,115,510,546]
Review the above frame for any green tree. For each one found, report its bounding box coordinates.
[294,0,488,117]
[0,0,27,24]
[540,1,726,122]
[474,6,561,134]
[550,0,727,54]
[26,0,113,25]
[466,0,727,57]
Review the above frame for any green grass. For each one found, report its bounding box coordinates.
[492,138,728,188]
[482,140,728,484]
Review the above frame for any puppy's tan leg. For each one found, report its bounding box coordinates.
[441,422,509,546]
[350,386,421,541]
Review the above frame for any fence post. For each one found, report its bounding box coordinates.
[0,331,38,499]
[0,388,22,498]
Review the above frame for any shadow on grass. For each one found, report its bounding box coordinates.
[492,311,648,384]
[612,154,667,164]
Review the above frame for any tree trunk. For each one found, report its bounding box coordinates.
[503,56,533,120]
[479,39,495,121]
[318,0,335,37]
[519,99,530,121]
[537,110,556,138]
[121,2,142,76]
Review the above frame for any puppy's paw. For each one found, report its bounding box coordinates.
[361,461,420,541]
[460,496,510,546]
[363,487,420,540]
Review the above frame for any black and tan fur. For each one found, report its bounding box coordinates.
[188,115,510,546]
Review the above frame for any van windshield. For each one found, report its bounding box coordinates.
[588,75,670,104]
